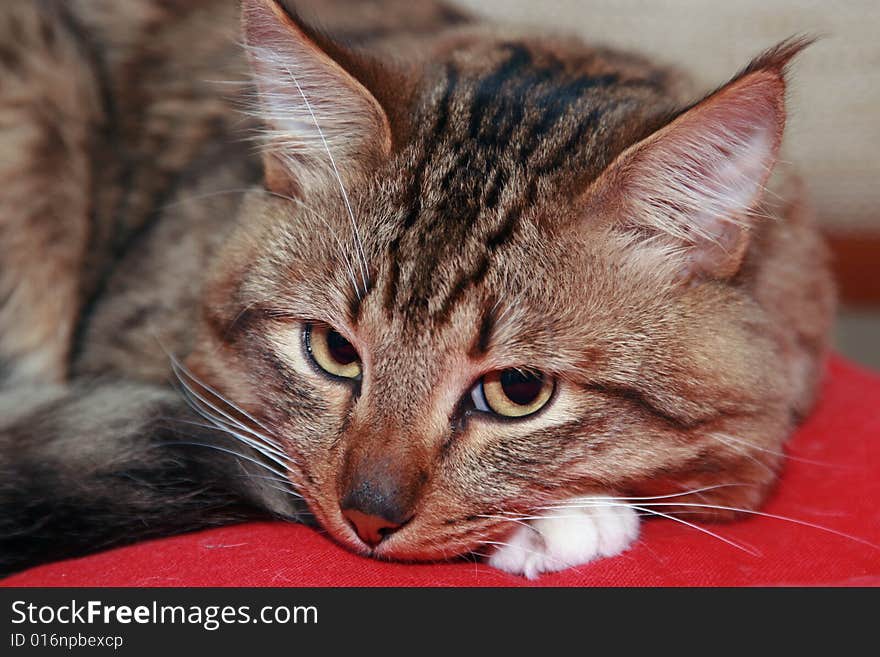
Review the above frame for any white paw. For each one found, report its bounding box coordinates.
[487,498,640,579]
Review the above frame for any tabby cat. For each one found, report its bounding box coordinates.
[0,0,834,578]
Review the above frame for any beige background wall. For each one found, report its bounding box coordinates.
[454,0,880,232]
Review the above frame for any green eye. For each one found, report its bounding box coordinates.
[472,369,554,418]
[306,323,361,379]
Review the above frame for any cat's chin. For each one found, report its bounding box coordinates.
[486,498,640,579]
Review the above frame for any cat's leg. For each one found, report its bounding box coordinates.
[0,2,104,383]
[488,497,640,579]
[0,381,302,576]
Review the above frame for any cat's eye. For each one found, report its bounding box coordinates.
[305,323,362,379]
[471,369,554,418]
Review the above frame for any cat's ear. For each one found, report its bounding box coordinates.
[584,38,811,281]
[241,0,392,194]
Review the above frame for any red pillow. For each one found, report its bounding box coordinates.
[4,355,878,587]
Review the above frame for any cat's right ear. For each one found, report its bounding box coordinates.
[578,38,811,282]
[241,0,392,195]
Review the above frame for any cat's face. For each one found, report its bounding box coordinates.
[194,183,779,560]
[186,0,800,560]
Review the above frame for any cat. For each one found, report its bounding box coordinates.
[0,0,834,579]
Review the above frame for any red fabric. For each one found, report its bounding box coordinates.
[4,355,879,587]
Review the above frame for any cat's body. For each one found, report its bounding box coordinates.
[0,0,834,577]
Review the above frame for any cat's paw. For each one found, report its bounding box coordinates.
[487,498,639,579]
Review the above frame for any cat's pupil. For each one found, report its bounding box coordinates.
[327,329,358,365]
[500,370,544,405]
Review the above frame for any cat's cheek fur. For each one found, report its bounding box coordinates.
[487,498,640,579]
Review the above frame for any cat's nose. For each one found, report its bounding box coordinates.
[342,508,404,547]
[339,451,425,547]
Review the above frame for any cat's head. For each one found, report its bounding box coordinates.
[187,0,806,559]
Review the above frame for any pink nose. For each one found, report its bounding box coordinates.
[342,508,403,547]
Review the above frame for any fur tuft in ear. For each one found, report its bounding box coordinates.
[241,0,392,194]
[585,37,813,280]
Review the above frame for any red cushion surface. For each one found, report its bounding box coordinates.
[3,356,879,587]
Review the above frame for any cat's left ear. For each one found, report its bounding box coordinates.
[583,38,812,281]
[241,0,393,195]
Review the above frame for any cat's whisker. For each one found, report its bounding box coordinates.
[168,440,290,482]
[634,502,880,551]
[232,469,305,502]
[172,369,288,458]
[425,535,454,563]
[168,354,276,435]
[537,497,878,552]
[625,504,760,556]
[163,348,313,503]
[261,189,361,298]
[169,366,302,483]
[473,514,534,531]
[710,432,844,468]
[481,512,655,524]
[530,482,754,509]
[170,413,294,473]
[171,386,288,458]
[222,300,263,344]
[169,355,282,445]
[174,419,286,474]
[702,433,777,476]
[284,66,370,298]
[172,368,246,431]
[525,498,758,555]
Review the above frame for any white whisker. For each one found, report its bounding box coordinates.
[235,472,295,486]
[263,189,361,297]
[284,66,369,297]
[485,512,656,523]
[531,483,753,509]
[712,432,844,469]
[704,433,777,476]
[171,412,294,473]
[233,470,305,501]
[474,514,536,531]
[637,502,880,551]
[525,499,758,556]
[169,355,278,442]
[628,504,760,556]
[171,385,287,459]
[169,441,289,481]
[172,370,287,457]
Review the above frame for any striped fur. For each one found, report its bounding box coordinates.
[0,0,834,575]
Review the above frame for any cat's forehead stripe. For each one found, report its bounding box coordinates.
[378,38,670,322]
[467,300,497,359]
[382,62,460,314]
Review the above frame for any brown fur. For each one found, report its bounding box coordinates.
[0,0,834,566]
